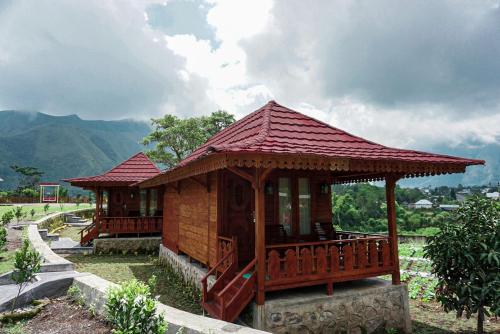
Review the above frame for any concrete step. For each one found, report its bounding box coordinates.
[0,271,84,312]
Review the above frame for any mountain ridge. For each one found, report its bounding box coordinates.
[0,110,151,191]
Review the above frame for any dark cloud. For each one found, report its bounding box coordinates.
[0,0,213,120]
[146,0,219,47]
[243,0,500,116]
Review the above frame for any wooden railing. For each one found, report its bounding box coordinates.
[201,243,238,304]
[97,216,162,234]
[265,236,393,291]
[217,236,238,272]
[80,216,162,245]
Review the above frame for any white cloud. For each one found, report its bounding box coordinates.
[0,0,214,120]
[240,0,500,147]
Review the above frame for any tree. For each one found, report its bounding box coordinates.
[13,206,24,223]
[9,165,43,191]
[142,110,235,168]
[10,239,42,312]
[424,196,500,334]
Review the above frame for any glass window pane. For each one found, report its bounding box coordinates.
[299,178,311,235]
[149,189,158,216]
[278,177,292,235]
[140,190,147,216]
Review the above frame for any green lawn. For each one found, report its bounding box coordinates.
[0,249,16,274]
[67,254,202,314]
[0,203,93,222]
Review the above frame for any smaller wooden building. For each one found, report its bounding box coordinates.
[64,152,163,245]
[140,101,483,322]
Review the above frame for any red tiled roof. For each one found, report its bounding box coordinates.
[177,101,484,167]
[63,152,160,186]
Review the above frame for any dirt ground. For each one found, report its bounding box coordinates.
[5,226,21,251]
[1,297,111,334]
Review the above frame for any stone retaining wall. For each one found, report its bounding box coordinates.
[94,237,161,254]
[158,244,215,290]
[255,279,411,334]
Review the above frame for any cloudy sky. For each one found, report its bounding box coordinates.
[0,0,499,150]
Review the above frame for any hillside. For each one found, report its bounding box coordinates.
[0,110,151,191]
[399,142,499,188]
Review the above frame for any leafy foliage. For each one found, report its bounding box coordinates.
[424,196,500,333]
[0,226,6,250]
[142,110,235,168]
[1,211,14,225]
[332,183,455,233]
[9,165,43,191]
[10,239,42,311]
[13,206,25,223]
[105,279,167,334]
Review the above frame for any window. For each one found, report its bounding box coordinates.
[140,189,147,216]
[149,189,158,216]
[278,177,292,235]
[298,178,311,235]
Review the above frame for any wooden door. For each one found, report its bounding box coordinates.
[223,171,254,266]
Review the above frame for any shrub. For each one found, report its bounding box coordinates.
[0,226,7,250]
[10,239,42,312]
[13,206,24,223]
[29,208,35,220]
[1,211,14,226]
[43,204,50,214]
[105,279,167,334]
[425,196,500,334]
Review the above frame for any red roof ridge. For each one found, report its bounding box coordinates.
[63,151,160,186]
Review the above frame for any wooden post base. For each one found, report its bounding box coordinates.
[327,281,334,295]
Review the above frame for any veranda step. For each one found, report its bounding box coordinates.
[202,301,221,318]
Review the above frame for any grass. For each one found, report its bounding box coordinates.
[0,321,27,334]
[58,226,83,242]
[0,203,93,222]
[399,242,425,258]
[67,254,202,314]
[411,299,499,333]
[0,249,16,274]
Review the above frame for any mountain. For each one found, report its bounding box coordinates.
[399,142,500,188]
[0,110,151,191]
[0,110,497,191]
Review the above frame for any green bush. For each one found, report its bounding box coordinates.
[11,239,42,311]
[0,226,7,250]
[105,279,167,334]
[1,211,14,225]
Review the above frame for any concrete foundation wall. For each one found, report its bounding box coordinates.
[254,279,411,334]
[158,244,215,291]
[94,237,161,254]
[73,273,268,334]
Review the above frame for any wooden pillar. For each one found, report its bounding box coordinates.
[385,175,400,285]
[95,187,101,220]
[254,169,266,305]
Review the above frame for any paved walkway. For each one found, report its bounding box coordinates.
[0,271,84,312]
[51,237,79,249]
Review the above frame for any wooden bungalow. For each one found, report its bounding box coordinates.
[140,101,483,322]
[63,152,164,245]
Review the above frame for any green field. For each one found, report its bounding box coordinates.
[0,203,93,222]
